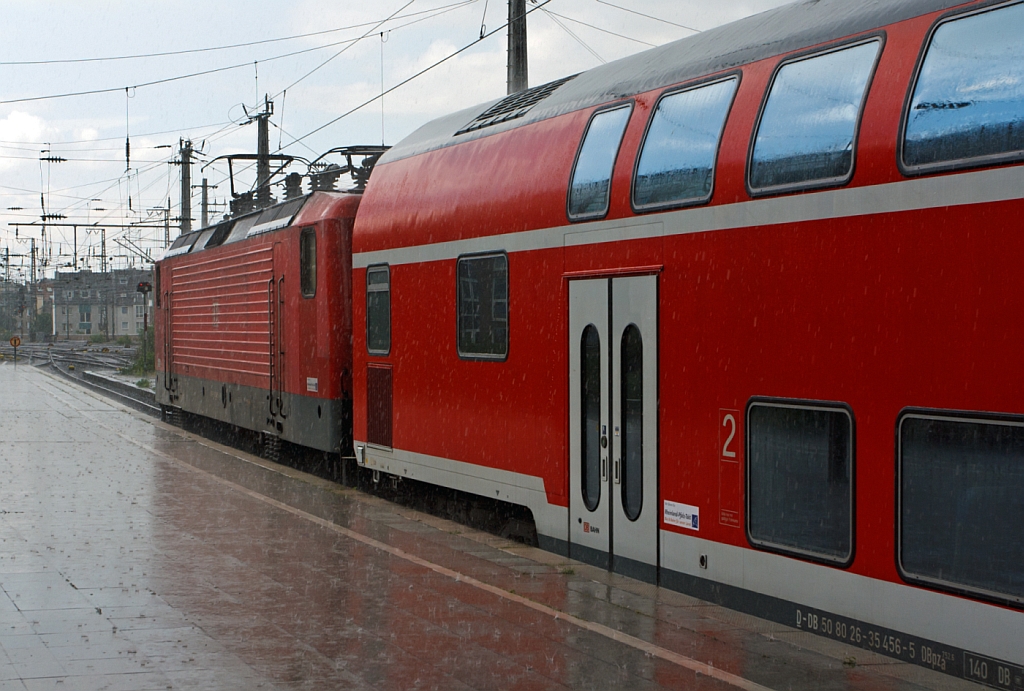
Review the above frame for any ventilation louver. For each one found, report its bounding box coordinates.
[455,74,579,136]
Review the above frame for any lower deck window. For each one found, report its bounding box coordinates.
[366,265,390,355]
[457,254,508,359]
[747,401,853,564]
[899,413,1024,605]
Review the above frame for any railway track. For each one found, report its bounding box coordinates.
[0,341,158,416]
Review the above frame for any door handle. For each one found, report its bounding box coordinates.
[614,458,620,485]
[601,456,607,480]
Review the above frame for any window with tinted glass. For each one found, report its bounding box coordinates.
[568,105,632,220]
[300,227,316,298]
[634,77,737,209]
[457,254,508,358]
[899,412,1024,605]
[620,325,643,520]
[749,40,881,193]
[366,265,390,355]
[903,3,1024,171]
[581,325,601,512]
[747,401,853,564]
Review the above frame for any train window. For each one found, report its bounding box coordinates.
[568,104,633,220]
[300,227,316,298]
[633,77,738,210]
[749,39,881,194]
[366,265,390,355]
[581,325,601,512]
[902,3,1024,172]
[899,412,1024,605]
[747,401,853,565]
[620,324,643,521]
[457,253,508,359]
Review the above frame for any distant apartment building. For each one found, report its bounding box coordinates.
[52,268,153,339]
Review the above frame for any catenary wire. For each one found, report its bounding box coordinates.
[541,9,606,63]
[0,2,477,66]
[593,0,700,33]
[543,9,656,46]
[280,0,553,150]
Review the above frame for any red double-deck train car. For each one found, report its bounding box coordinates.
[351,0,1024,682]
[156,191,359,455]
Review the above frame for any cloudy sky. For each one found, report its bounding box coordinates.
[0,0,790,279]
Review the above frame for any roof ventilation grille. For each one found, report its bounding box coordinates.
[455,74,579,136]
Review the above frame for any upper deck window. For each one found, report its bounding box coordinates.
[749,40,881,194]
[903,3,1024,172]
[634,77,738,210]
[568,104,633,220]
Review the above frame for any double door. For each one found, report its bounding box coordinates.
[568,276,658,582]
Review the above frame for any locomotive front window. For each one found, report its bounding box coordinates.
[568,104,633,220]
[899,412,1024,606]
[366,265,390,355]
[749,39,880,194]
[747,401,854,565]
[457,254,508,359]
[902,3,1024,172]
[634,77,738,210]
[300,227,316,298]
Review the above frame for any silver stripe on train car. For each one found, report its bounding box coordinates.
[353,164,1024,268]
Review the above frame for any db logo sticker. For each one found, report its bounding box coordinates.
[583,522,600,534]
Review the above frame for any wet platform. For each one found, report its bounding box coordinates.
[0,362,983,691]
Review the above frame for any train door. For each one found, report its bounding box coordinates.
[569,275,658,581]
[162,266,176,399]
[269,242,287,425]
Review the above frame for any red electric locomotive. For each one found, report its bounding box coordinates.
[155,185,363,457]
[351,0,1024,682]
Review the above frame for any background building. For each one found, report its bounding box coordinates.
[51,268,153,339]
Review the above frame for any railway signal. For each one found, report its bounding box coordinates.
[137,282,152,372]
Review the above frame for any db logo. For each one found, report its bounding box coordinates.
[583,522,600,534]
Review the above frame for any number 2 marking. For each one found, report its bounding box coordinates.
[722,414,737,458]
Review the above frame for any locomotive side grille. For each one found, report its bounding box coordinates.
[169,245,274,379]
[367,365,393,449]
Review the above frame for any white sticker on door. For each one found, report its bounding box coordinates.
[664,501,700,531]
[306,377,318,393]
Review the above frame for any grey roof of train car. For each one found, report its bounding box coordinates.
[382,0,967,164]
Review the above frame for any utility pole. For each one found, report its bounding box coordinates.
[507,0,528,94]
[164,199,171,247]
[29,238,36,339]
[256,96,273,209]
[201,178,210,228]
[179,139,193,236]
[101,229,107,274]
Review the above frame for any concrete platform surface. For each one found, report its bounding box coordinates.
[0,363,982,691]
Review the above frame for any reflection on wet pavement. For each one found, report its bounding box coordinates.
[0,364,981,690]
